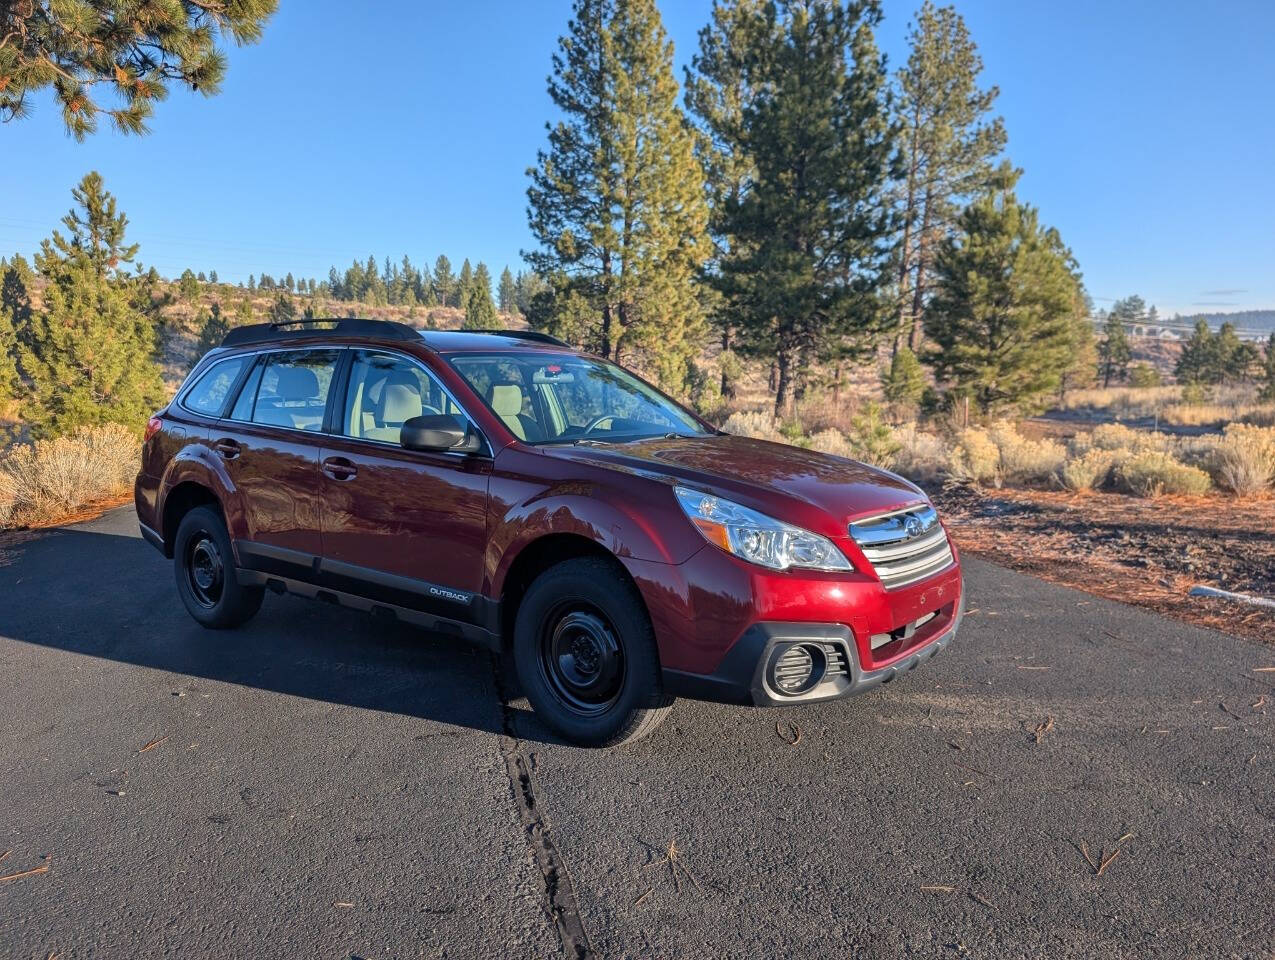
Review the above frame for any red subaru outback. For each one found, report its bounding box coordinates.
[136,320,963,746]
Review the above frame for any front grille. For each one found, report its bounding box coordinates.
[849,504,954,590]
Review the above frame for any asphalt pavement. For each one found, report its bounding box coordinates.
[0,506,1271,959]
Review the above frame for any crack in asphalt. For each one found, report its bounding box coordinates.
[492,654,594,960]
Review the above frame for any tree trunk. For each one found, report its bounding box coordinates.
[768,360,778,393]
[832,362,843,403]
[720,326,735,399]
[908,190,935,352]
[773,350,793,420]
[600,249,613,359]
[896,107,921,359]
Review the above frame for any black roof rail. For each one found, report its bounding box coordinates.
[221,317,421,348]
[462,329,570,347]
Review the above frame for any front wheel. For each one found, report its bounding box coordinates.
[174,505,264,629]
[513,557,672,747]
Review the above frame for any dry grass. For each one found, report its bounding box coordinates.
[1059,385,1180,418]
[0,424,139,530]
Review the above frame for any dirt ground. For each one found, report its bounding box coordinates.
[933,483,1275,644]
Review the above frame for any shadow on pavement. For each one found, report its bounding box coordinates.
[0,523,559,743]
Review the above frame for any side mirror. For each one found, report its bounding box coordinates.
[400,414,480,453]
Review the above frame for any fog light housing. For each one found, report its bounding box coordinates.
[767,643,826,696]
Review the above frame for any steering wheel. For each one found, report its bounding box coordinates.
[581,414,617,435]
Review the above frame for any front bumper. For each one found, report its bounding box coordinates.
[663,587,964,707]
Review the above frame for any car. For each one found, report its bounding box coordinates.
[135,318,964,746]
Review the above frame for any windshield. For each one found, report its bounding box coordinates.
[448,352,712,445]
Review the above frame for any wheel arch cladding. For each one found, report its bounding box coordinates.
[161,481,222,558]
[498,533,645,648]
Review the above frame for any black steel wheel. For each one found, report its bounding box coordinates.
[539,604,626,717]
[174,505,264,629]
[514,557,672,747]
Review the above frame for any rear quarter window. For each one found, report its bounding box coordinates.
[180,356,249,417]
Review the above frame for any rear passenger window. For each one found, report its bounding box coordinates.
[342,351,466,445]
[181,356,249,417]
[240,350,340,432]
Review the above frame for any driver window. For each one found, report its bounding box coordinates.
[343,351,463,445]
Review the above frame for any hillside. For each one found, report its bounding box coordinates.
[1175,308,1275,334]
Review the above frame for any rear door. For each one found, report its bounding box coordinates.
[212,348,342,579]
[317,349,493,625]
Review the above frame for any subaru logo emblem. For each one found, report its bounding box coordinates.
[905,515,922,539]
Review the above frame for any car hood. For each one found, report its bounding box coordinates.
[547,433,926,532]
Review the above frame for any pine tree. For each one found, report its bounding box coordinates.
[179,268,200,301]
[1098,296,1139,386]
[527,0,711,389]
[209,269,219,284]
[894,2,1006,351]
[1260,333,1275,402]
[923,183,1083,414]
[687,0,896,413]
[498,266,519,314]
[463,280,499,330]
[456,259,474,308]
[18,174,163,436]
[881,345,925,406]
[284,272,295,292]
[267,292,297,324]
[685,0,768,399]
[0,1,277,139]
[248,274,256,291]
[1,254,34,362]
[196,271,207,282]
[1175,318,1216,384]
[0,259,21,402]
[235,298,254,328]
[1057,306,1097,402]
[196,302,230,355]
[473,262,494,307]
[433,255,455,307]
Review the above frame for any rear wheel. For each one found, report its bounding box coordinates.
[174,506,264,629]
[514,557,672,747]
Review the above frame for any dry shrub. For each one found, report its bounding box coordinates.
[1213,424,1275,496]
[949,427,1001,486]
[0,468,14,528]
[0,423,138,528]
[1088,422,1171,453]
[892,424,949,484]
[988,422,1065,484]
[721,409,782,442]
[1115,451,1211,498]
[1059,448,1118,491]
[1241,406,1275,428]
[807,428,854,460]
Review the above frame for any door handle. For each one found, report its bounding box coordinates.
[322,456,358,481]
[214,438,241,460]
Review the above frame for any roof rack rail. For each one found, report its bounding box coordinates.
[463,329,570,347]
[221,317,421,348]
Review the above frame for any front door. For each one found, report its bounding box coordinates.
[318,349,492,626]
[212,347,342,578]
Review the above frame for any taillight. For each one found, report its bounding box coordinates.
[144,417,163,442]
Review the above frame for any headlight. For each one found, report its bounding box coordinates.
[674,486,852,572]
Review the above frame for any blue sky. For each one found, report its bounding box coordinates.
[2,0,1272,315]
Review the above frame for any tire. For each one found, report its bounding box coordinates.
[173,505,264,629]
[513,557,673,747]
